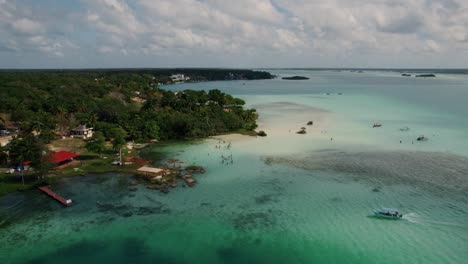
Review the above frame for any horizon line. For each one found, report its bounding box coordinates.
[0,67,467,71]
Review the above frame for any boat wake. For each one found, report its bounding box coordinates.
[402,213,421,223]
[403,213,464,227]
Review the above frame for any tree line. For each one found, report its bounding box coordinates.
[0,70,262,168]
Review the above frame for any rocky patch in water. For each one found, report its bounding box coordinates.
[231,210,280,231]
[96,201,171,218]
[254,194,280,205]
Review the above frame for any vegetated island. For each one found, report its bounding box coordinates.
[0,69,270,196]
[282,76,310,80]
[415,74,436,78]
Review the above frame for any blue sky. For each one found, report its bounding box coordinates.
[1,0,467,68]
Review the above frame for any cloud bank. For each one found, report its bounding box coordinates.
[0,0,467,68]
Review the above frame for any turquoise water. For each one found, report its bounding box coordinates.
[1,70,468,263]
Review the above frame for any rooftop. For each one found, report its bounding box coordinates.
[49,151,78,163]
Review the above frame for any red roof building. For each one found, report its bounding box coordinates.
[49,151,78,163]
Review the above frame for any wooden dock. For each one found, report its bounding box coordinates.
[38,186,72,206]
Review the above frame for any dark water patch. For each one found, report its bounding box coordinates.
[200,202,211,207]
[94,215,115,225]
[144,194,158,203]
[329,197,343,203]
[27,237,184,264]
[216,246,272,264]
[0,191,58,230]
[263,157,273,166]
[6,231,27,245]
[260,178,285,193]
[96,201,170,218]
[231,210,279,231]
[372,186,382,192]
[265,150,468,198]
[254,194,279,205]
[135,206,170,215]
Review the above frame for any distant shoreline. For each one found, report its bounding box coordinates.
[258,68,468,74]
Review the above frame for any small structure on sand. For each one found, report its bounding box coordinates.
[135,163,205,192]
[70,125,94,139]
[307,121,314,126]
[137,166,166,177]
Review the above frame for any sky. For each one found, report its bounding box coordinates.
[0,0,467,69]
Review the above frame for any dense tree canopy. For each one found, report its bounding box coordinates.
[0,70,261,144]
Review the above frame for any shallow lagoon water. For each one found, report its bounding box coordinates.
[1,70,468,263]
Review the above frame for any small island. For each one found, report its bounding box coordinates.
[282,76,310,80]
[415,74,436,78]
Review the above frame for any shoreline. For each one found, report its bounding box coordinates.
[0,130,258,197]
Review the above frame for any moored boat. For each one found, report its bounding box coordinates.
[417,135,428,141]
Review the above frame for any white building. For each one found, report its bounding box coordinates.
[70,125,94,139]
[170,74,190,83]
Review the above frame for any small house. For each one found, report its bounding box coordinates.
[70,125,94,139]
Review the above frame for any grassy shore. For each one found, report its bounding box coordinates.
[0,131,255,196]
[0,138,141,196]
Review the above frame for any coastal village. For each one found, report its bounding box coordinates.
[0,69,271,201]
[1,122,209,204]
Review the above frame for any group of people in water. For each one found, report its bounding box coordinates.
[221,154,234,165]
[215,140,231,150]
[215,140,234,165]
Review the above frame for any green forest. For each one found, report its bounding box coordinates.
[0,69,272,169]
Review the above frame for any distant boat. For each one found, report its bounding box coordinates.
[417,135,428,141]
[399,126,410,132]
[373,208,403,219]
[373,123,382,128]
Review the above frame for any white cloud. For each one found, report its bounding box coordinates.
[12,18,43,34]
[0,0,467,67]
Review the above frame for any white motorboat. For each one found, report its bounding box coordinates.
[373,208,403,219]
